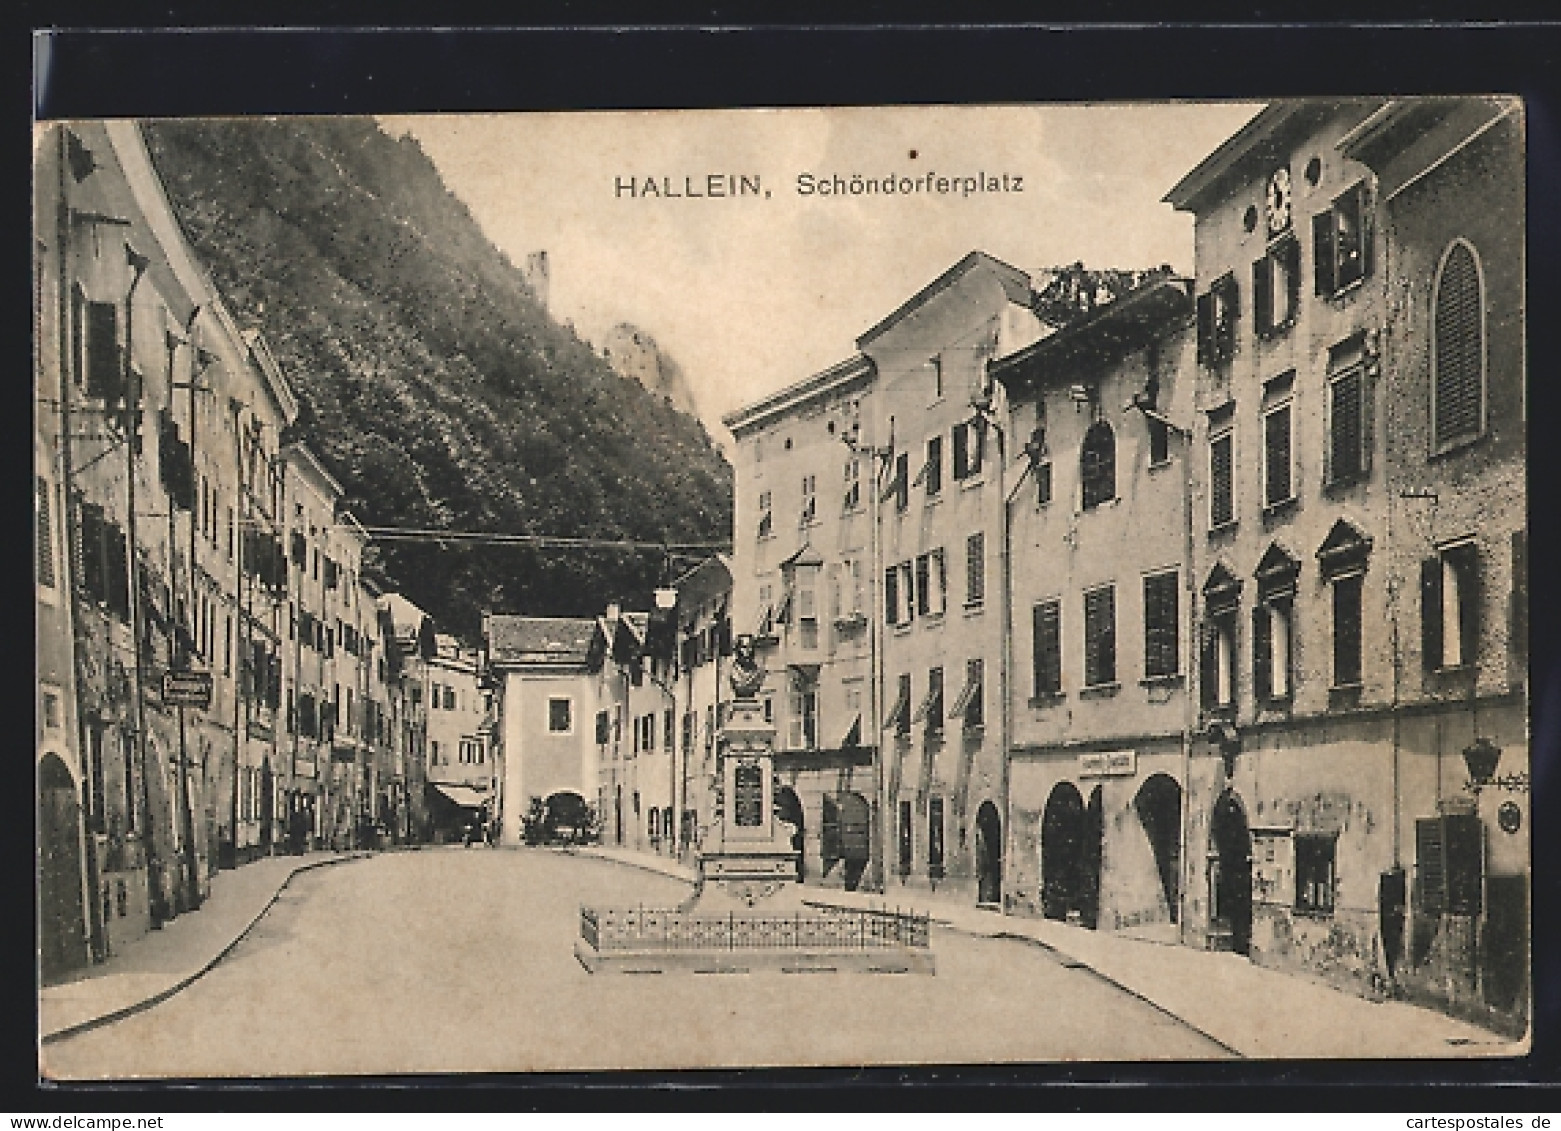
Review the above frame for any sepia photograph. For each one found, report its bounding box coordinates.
[34,92,1532,1079]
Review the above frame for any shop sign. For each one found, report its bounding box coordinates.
[162,669,213,708]
[1078,749,1136,777]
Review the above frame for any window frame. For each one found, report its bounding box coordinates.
[1294,832,1337,917]
[1422,538,1481,672]
[1142,570,1181,681]
[1032,598,1063,700]
[1430,238,1488,455]
[1083,584,1118,689]
[924,434,943,499]
[1330,570,1365,690]
[1196,272,1240,367]
[1313,181,1373,298]
[1261,375,1297,511]
[1253,232,1302,339]
[1080,418,1117,511]
[547,696,574,735]
[964,532,986,609]
[1209,415,1236,530]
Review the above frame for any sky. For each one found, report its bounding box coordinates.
[381,103,1263,447]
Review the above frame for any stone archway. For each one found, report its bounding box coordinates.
[545,790,591,843]
[835,791,871,891]
[1210,788,1253,955]
[38,753,86,983]
[975,799,1002,906]
[1133,773,1183,922]
[1041,781,1085,921]
[774,786,805,882]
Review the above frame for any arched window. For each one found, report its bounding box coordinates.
[1080,419,1116,509]
[1432,240,1484,450]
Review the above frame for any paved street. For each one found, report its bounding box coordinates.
[43,849,1229,1078]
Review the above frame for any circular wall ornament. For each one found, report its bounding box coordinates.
[1498,801,1522,834]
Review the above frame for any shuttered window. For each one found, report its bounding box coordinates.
[1415,813,1482,916]
[1209,426,1234,528]
[1083,585,1117,687]
[1331,573,1364,688]
[1433,241,1484,449]
[1314,182,1373,296]
[1036,460,1053,507]
[36,476,56,589]
[928,796,945,879]
[898,799,913,876]
[1327,368,1367,486]
[1253,597,1293,703]
[1196,273,1240,366]
[965,533,985,607]
[1201,613,1237,710]
[925,435,943,497]
[1080,420,1116,509]
[82,299,122,401]
[1143,571,1179,679]
[1033,599,1062,698]
[1263,402,1293,506]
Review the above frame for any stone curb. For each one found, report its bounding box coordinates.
[42,852,370,1045]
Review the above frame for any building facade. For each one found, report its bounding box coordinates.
[992,276,1198,936]
[1162,96,1527,1029]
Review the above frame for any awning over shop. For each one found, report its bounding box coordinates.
[429,782,487,810]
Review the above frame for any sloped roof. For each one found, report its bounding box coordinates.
[486,615,601,669]
[380,592,432,647]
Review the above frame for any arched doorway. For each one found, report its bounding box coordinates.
[836,791,871,891]
[545,790,590,843]
[774,786,805,881]
[975,799,1002,906]
[1134,773,1183,922]
[1041,782,1085,920]
[1210,789,1253,955]
[39,754,86,983]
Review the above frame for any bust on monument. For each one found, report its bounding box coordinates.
[729,632,765,700]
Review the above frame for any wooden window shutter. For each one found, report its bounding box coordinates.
[1033,600,1061,696]
[1421,557,1444,671]
[884,566,898,627]
[952,421,968,479]
[1332,574,1363,686]
[1144,573,1178,679]
[1282,235,1302,315]
[1434,242,1483,447]
[1329,370,1364,484]
[1252,603,1272,703]
[1210,432,1234,526]
[1253,255,1272,337]
[1416,816,1446,914]
[84,300,121,402]
[1313,209,1337,296]
[1200,621,1219,710]
[1264,406,1291,505]
[36,477,55,588]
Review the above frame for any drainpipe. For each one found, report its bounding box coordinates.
[999,421,1033,917]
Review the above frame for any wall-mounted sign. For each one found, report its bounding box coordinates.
[1079,749,1136,778]
[162,669,213,708]
[1251,827,1294,906]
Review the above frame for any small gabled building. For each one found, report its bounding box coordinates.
[482,615,605,846]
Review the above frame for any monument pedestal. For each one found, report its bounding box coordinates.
[576,639,933,974]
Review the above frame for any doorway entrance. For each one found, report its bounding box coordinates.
[975,799,1002,906]
[1133,773,1183,922]
[39,753,86,983]
[774,786,805,881]
[1209,789,1253,955]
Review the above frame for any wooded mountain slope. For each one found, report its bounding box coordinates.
[143,117,733,640]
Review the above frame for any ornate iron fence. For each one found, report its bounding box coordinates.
[580,904,930,951]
